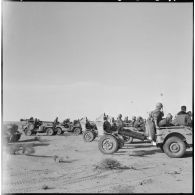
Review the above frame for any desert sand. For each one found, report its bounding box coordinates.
[2,132,192,193]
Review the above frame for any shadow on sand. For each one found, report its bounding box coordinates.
[183,150,193,158]
[115,148,163,157]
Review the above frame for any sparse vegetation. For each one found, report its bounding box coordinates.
[94,158,130,170]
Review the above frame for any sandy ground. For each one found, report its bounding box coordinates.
[2,132,193,193]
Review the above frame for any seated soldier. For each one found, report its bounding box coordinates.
[177,105,187,115]
[158,113,174,127]
[130,116,136,127]
[103,116,112,133]
[29,117,34,123]
[124,116,129,123]
[172,106,192,127]
[34,118,38,128]
[134,116,145,131]
[187,111,192,126]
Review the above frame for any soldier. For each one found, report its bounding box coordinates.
[103,115,112,133]
[53,117,59,129]
[124,116,129,123]
[34,118,38,128]
[151,102,164,129]
[146,102,164,145]
[177,106,187,115]
[29,117,34,123]
[158,113,174,127]
[173,107,192,126]
[131,116,136,127]
[134,116,145,131]
[116,114,124,131]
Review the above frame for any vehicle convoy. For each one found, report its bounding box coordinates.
[21,118,63,136]
[98,123,192,158]
[3,124,22,143]
[82,114,133,144]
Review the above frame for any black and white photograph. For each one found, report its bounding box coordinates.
[2,0,193,193]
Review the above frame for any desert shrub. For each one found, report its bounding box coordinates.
[94,158,130,170]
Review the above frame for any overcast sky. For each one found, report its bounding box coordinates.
[3,2,193,121]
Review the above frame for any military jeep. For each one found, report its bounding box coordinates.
[98,124,192,158]
[21,119,63,136]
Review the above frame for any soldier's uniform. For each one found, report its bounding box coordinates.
[116,114,124,131]
[103,116,112,133]
[134,117,145,131]
[173,106,192,126]
[131,116,136,127]
[146,103,164,142]
[158,114,174,127]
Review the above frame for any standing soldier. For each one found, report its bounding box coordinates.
[116,114,124,131]
[146,102,164,145]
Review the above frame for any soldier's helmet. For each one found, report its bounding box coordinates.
[156,102,163,109]
[132,116,136,120]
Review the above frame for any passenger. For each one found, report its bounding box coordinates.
[34,118,38,128]
[173,106,192,126]
[177,106,187,115]
[29,117,34,123]
[134,116,145,131]
[187,111,192,126]
[159,113,174,127]
[134,116,141,127]
[124,116,129,123]
[131,116,136,127]
[54,117,59,124]
[116,114,124,131]
[103,115,112,133]
[187,111,192,119]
